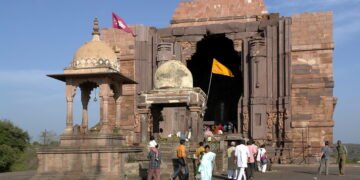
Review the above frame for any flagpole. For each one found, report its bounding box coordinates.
[207,72,213,99]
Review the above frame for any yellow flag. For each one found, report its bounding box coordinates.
[211,58,234,77]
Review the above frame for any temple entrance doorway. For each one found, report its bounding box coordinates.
[187,34,243,130]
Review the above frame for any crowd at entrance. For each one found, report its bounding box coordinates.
[147,132,349,180]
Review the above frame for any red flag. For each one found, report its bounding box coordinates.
[112,12,136,37]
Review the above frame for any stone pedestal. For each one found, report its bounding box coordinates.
[32,146,142,180]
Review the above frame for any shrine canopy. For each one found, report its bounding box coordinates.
[48,17,135,85]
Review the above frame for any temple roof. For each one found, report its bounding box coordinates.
[171,0,267,26]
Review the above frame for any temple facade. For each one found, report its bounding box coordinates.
[35,0,335,179]
[102,0,335,163]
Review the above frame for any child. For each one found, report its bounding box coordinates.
[148,136,159,160]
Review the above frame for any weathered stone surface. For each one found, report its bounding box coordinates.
[44,2,336,175]
[154,60,193,89]
[171,0,267,26]
[288,11,335,161]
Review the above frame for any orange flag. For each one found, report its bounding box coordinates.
[211,58,234,77]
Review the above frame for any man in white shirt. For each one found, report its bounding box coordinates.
[235,139,250,180]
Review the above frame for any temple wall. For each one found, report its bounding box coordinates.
[101,25,156,145]
[290,12,335,161]
[101,28,137,144]
[99,2,336,164]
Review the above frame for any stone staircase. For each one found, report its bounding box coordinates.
[136,141,197,179]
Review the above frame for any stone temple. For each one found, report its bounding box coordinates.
[34,0,336,179]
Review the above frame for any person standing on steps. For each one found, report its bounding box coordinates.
[147,145,161,180]
[171,139,189,180]
[198,145,216,180]
[246,140,257,179]
[227,141,237,179]
[235,139,249,180]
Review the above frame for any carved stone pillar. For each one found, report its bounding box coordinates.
[81,87,91,132]
[248,35,267,139]
[157,43,173,66]
[283,108,289,140]
[249,36,266,93]
[115,96,122,128]
[65,84,76,134]
[138,108,150,144]
[99,83,111,134]
[189,106,203,146]
[242,110,249,137]
[278,110,284,141]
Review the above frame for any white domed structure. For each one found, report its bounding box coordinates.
[66,17,119,73]
[154,60,193,89]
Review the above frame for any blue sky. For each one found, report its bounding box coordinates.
[0,0,359,143]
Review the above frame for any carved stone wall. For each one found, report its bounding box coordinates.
[290,12,335,161]
[100,2,335,164]
[101,25,157,144]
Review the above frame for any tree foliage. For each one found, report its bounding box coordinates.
[0,119,30,172]
[39,129,58,146]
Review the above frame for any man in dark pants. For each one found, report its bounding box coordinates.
[246,140,257,180]
[171,139,189,180]
[336,140,348,176]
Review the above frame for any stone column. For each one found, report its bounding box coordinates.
[81,88,91,132]
[242,110,249,137]
[138,108,149,144]
[189,106,203,146]
[248,36,267,139]
[99,83,111,134]
[65,84,76,134]
[115,95,122,128]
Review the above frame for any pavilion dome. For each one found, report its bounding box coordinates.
[70,18,119,71]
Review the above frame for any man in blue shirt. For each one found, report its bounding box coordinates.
[318,141,332,175]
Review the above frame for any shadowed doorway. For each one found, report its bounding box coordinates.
[187,34,243,128]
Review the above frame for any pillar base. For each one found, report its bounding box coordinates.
[100,125,111,134]
[60,134,125,146]
[63,127,73,135]
[32,146,142,180]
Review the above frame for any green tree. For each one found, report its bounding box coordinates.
[39,129,59,146]
[0,119,30,172]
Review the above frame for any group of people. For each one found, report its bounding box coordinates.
[204,122,237,142]
[147,133,349,180]
[227,139,268,180]
[147,135,268,180]
[170,140,217,180]
[318,140,348,176]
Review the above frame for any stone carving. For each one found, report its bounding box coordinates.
[154,60,193,89]
[181,41,195,61]
[71,58,119,71]
[266,112,275,129]
[157,43,174,65]
[242,111,249,132]
[266,112,277,140]
[249,37,266,58]
[134,113,140,133]
[278,111,284,129]
[233,40,242,52]
[147,113,153,133]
